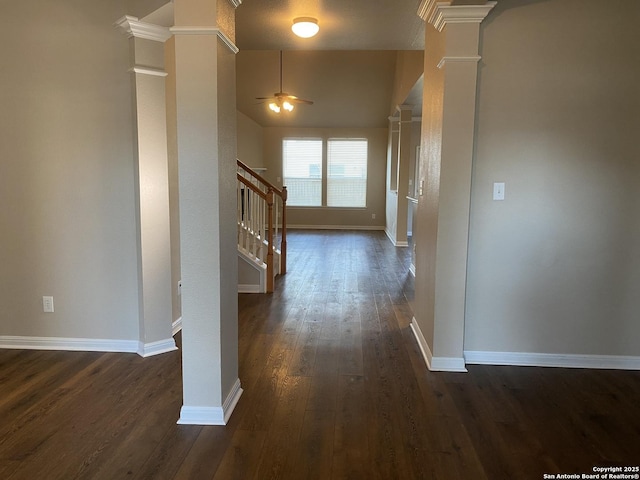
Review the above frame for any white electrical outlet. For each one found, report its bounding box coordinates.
[493,182,505,201]
[372,213,376,219]
[43,296,54,313]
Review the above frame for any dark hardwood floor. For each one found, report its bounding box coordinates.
[1,230,639,479]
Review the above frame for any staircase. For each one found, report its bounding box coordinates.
[237,160,287,293]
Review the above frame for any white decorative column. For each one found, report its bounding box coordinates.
[172,0,241,425]
[411,1,496,372]
[115,16,176,357]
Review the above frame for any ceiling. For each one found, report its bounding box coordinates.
[235,0,426,51]
[235,1,426,128]
[143,0,426,128]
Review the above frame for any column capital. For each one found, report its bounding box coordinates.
[417,1,496,32]
[115,15,172,42]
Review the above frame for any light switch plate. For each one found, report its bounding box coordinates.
[493,182,505,201]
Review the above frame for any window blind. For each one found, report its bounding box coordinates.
[327,139,368,207]
[283,139,323,206]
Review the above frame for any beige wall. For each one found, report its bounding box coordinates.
[237,111,264,168]
[263,127,387,229]
[389,51,424,116]
[0,0,140,341]
[464,0,640,356]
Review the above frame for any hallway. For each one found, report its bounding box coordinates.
[1,231,639,479]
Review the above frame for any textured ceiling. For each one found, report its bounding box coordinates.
[235,0,425,51]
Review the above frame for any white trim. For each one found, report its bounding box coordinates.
[130,66,168,77]
[464,350,640,371]
[0,335,139,353]
[170,26,219,35]
[238,284,262,294]
[169,26,239,54]
[417,0,451,24]
[137,338,178,357]
[177,406,225,425]
[411,320,432,367]
[228,0,242,7]
[437,55,481,69]
[410,320,468,372]
[288,224,385,231]
[115,15,172,42]
[223,379,243,423]
[409,263,416,277]
[384,228,409,247]
[177,379,243,425]
[431,3,497,32]
[216,30,240,54]
[172,317,182,336]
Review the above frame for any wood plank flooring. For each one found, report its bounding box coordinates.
[1,230,639,479]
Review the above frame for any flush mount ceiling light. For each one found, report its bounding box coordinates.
[292,17,319,38]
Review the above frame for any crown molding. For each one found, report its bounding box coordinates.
[417,1,496,32]
[432,2,497,31]
[170,26,239,54]
[417,0,451,23]
[115,15,171,42]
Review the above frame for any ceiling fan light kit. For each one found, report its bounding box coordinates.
[292,17,319,38]
[256,51,314,114]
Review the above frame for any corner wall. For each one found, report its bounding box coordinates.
[465,0,640,362]
[0,0,140,343]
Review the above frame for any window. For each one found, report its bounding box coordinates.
[327,139,368,207]
[282,137,368,208]
[283,139,323,206]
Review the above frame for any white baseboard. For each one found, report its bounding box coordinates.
[238,284,262,294]
[410,319,467,372]
[288,224,385,231]
[172,317,182,335]
[384,228,409,247]
[0,335,179,358]
[0,335,139,354]
[177,378,243,425]
[464,350,640,371]
[137,338,178,357]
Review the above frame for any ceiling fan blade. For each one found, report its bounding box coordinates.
[253,53,314,108]
[285,95,314,105]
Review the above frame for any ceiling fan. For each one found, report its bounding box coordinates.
[255,51,313,113]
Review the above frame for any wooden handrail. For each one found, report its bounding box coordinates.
[237,174,267,199]
[237,159,285,200]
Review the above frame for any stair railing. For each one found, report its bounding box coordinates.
[236,160,287,293]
